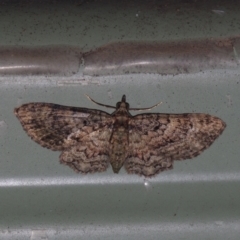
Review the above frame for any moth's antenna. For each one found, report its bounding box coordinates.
[85,94,116,109]
[129,101,162,111]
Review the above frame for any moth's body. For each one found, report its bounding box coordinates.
[110,96,131,173]
[14,95,226,177]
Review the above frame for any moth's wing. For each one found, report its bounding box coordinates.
[126,113,226,177]
[14,103,113,151]
[60,126,112,173]
[15,103,113,174]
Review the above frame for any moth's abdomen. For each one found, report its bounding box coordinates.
[109,127,129,173]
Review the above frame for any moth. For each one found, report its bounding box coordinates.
[14,95,226,177]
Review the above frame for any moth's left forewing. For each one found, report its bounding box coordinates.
[14,103,113,151]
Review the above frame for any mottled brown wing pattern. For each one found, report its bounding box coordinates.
[60,125,112,173]
[126,113,226,177]
[15,103,113,173]
[14,103,112,150]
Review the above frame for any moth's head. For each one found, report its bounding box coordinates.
[116,95,129,111]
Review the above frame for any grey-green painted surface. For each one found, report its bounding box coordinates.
[0,1,240,239]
